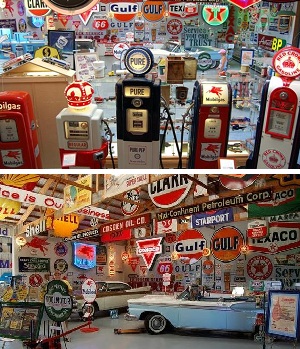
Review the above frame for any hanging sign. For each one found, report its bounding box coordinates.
[202,5,229,26]
[136,237,162,269]
[168,2,199,18]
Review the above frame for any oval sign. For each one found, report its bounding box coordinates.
[148,174,193,208]
[82,278,97,303]
[25,0,52,16]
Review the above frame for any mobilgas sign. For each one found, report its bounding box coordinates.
[156,188,272,221]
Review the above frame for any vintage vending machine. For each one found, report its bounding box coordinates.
[56,80,108,169]
[250,47,300,169]
[188,81,232,168]
[116,47,161,169]
[0,91,42,169]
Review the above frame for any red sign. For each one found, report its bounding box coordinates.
[25,0,52,16]
[247,220,268,239]
[219,175,259,190]
[101,228,131,243]
[100,213,151,235]
[148,174,192,208]
[247,255,273,280]
[157,262,173,275]
[128,257,140,272]
[227,0,261,9]
[168,2,198,18]
[136,237,162,269]
[93,19,109,31]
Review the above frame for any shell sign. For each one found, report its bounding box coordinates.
[0,198,21,220]
[142,0,166,22]
[53,214,80,238]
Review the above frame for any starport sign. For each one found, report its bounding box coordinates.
[25,0,52,16]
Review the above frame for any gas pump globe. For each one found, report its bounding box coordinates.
[56,80,108,169]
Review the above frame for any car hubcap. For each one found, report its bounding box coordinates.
[150,316,166,332]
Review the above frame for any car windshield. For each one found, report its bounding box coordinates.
[161,42,179,52]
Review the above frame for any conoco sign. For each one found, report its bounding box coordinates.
[25,0,52,16]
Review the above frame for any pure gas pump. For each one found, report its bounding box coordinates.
[56,80,108,169]
[188,81,232,168]
[116,47,161,169]
[248,47,300,169]
[0,91,42,169]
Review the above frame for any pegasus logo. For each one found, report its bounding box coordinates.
[204,144,220,155]
[208,86,223,97]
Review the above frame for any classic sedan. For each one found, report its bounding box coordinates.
[150,41,221,69]
[74,281,151,320]
[126,288,264,335]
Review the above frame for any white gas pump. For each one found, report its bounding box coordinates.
[56,80,108,168]
[250,47,300,169]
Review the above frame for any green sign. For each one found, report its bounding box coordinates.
[249,280,265,292]
[44,280,73,322]
[197,52,212,71]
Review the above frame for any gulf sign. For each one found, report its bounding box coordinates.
[174,229,206,265]
[211,226,244,262]
[109,3,138,22]
[25,0,52,16]
[142,1,166,22]
[148,174,192,208]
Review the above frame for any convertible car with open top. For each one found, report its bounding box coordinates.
[126,286,264,336]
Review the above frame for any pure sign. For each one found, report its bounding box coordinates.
[44,280,73,322]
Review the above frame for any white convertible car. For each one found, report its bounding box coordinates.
[74,281,151,319]
[126,287,264,336]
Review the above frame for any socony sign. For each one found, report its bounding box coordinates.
[148,174,192,208]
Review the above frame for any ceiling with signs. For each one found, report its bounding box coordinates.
[0,173,297,239]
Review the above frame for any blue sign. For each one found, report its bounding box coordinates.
[191,208,234,228]
[72,242,96,270]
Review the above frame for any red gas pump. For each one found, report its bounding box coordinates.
[249,47,300,169]
[56,80,108,169]
[188,81,232,168]
[0,91,42,169]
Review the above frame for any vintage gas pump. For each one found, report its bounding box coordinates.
[188,81,232,168]
[249,47,300,169]
[56,80,108,169]
[0,91,42,169]
[116,47,161,169]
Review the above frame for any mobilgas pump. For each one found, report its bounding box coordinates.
[249,47,300,169]
[188,81,232,168]
[56,80,108,169]
[116,47,161,169]
[0,91,42,169]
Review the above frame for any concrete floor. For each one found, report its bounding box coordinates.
[2,312,296,349]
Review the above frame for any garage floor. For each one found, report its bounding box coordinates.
[2,313,295,349]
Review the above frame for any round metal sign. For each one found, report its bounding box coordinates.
[42,0,99,15]
[197,52,213,71]
[44,280,73,322]
[124,47,154,76]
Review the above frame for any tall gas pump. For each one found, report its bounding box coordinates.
[56,80,108,169]
[0,91,42,169]
[249,47,300,169]
[116,47,161,169]
[188,81,232,168]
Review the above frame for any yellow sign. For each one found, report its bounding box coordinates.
[34,45,61,59]
[64,175,92,214]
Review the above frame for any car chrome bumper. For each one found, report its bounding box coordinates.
[124,313,138,321]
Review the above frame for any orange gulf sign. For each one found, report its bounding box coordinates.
[109,3,138,22]
[211,226,244,262]
[142,1,166,22]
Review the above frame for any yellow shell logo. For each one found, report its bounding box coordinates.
[0,198,21,220]
[0,174,40,187]
[53,214,80,238]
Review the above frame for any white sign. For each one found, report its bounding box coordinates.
[82,278,97,303]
